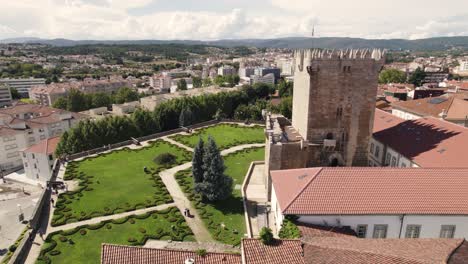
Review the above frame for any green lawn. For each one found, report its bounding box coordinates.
[175,147,265,245]
[170,123,264,150]
[52,140,192,226]
[37,207,195,264]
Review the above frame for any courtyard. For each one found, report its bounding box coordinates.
[169,123,265,150]
[52,140,192,226]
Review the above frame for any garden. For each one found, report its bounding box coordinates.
[176,147,265,245]
[169,123,264,150]
[52,140,192,226]
[37,207,194,264]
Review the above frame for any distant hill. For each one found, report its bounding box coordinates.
[2,36,468,51]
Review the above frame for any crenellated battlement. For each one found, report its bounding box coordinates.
[294,49,386,72]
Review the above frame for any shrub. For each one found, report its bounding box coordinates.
[278,219,301,239]
[49,250,61,256]
[195,249,207,257]
[129,218,135,224]
[153,153,177,165]
[8,245,17,252]
[138,227,146,233]
[59,236,68,242]
[259,227,274,245]
[106,224,112,229]
[127,237,137,242]
[80,229,87,235]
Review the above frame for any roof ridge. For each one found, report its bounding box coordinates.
[102,243,239,256]
[283,167,323,213]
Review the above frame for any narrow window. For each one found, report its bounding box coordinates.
[373,225,388,239]
[440,225,456,238]
[357,225,367,238]
[370,143,375,154]
[385,153,391,166]
[391,157,397,167]
[405,225,421,238]
[375,146,380,157]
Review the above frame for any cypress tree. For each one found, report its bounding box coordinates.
[195,136,233,201]
[192,137,204,183]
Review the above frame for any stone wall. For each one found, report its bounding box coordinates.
[292,49,384,166]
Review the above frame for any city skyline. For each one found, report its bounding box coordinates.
[2,0,468,41]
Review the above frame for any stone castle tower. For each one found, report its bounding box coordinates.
[292,49,385,166]
[265,49,384,173]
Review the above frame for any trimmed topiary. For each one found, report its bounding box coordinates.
[127,237,137,242]
[79,229,87,235]
[153,153,177,166]
[59,236,68,242]
[138,227,146,233]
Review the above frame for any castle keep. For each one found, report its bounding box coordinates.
[265,49,384,174]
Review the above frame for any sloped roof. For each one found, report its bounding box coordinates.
[101,244,240,264]
[302,237,464,264]
[271,167,468,215]
[242,239,305,264]
[373,109,468,167]
[391,95,456,117]
[22,137,60,155]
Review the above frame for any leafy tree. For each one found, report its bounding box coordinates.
[10,88,21,99]
[408,67,427,87]
[132,108,158,136]
[253,83,274,98]
[154,153,177,166]
[278,80,293,97]
[177,79,188,91]
[379,69,407,84]
[278,219,301,239]
[52,97,68,110]
[195,137,233,202]
[259,227,274,245]
[114,87,139,104]
[91,92,112,108]
[67,89,88,112]
[192,137,204,183]
[192,76,202,88]
[279,97,292,119]
[202,78,212,87]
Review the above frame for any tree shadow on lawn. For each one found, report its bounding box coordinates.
[208,196,244,215]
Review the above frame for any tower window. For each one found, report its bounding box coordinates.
[326,133,334,140]
[336,107,343,118]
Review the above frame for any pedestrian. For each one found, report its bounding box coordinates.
[50,198,54,206]
[187,209,191,217]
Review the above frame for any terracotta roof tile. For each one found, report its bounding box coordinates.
[242,239,305,264]
[303,237,464,264]
[101,244,240,264]
[373,109,468,167]
[392,95,455,117]
[297,223,356,238]
[271,167,468,215]
[23,137,60,155]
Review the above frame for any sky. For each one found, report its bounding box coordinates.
[1,0,468,40]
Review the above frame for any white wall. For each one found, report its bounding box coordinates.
[368,138,420,168]
[270,186,284,233]
[392,109,421,120]
[21,151,54,182]
[296,214,468,239]
[368,138,385,166]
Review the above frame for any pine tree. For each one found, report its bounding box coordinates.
[192,137,204,183]
[194,136,233,201]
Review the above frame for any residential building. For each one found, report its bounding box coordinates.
[239,67,255,78]
[250,73,275,85]
[149,74,172,92]
[29,76,131,106]
[20,136,59,182]
[0,103,85,169]
[392,95,468,126]
[0,77,46,97]
[111,101,139,116]
[0,83,12,107]
[218,66,236,76]
[369,109,468,167]
[271,167,468,239]
[254,67,281,83]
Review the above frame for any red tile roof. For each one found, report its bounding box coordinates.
[303,237,464,264]
[271,167,468,215]
[23,137,60,155]
[391,95,457,118]
[101,244,240,264]
[242,239,305,264]
[373,109,468,167]
[297,223,356,238]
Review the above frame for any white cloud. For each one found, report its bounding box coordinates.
[0,0,467,40]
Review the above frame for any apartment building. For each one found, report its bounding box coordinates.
[0,77,46,97]
[0,83,12,107]
[29,76,131,106]
[0,103,85,170]
[20,137,59,182]
[369,109,467,168]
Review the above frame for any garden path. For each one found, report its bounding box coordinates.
[161,137,194,152]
